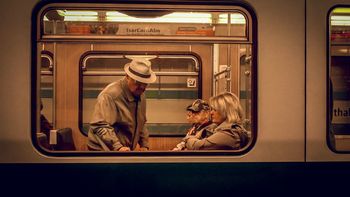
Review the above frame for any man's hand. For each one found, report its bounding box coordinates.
[139,147,149,151]
[118,146,131,151]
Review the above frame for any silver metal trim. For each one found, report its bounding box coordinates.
[83,71,198,76]
[82,55,124,70]
[82,54,200,71]
[41,35,249,42]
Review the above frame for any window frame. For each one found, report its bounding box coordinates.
[31,1,257,156]
[78,51,203,137]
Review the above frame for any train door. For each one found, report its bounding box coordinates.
[307,0,350,161]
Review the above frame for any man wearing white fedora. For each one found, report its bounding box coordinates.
[87,58,156,151]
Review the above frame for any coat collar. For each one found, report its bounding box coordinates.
[215,120,242,132]
[121,77,141,102]
[216,120,233,130]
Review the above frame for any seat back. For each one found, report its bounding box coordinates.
[37,132,50,150]
[51,128,76,150]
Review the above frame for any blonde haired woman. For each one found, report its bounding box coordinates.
[184,92,249,150]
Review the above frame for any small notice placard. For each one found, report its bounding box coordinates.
[187,78,197,88]
[117,24,170,35]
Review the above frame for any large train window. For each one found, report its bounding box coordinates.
[33,2,256,155]
[329,7,350,152]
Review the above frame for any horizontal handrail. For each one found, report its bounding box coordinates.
[82,71,198,76]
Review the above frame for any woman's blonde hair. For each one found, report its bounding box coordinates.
[209,92,243,124]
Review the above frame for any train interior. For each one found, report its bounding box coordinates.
[36,5,254,152]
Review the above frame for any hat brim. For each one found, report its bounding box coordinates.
[187,106,199,112]
[124,63,157,84]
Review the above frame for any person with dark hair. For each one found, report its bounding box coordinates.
[172,99,215,151]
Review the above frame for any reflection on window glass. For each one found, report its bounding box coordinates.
[329,7,350,151]
[81,54,199,136]
[43,9,246,38]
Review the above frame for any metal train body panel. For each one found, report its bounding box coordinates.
[0,0,349,164]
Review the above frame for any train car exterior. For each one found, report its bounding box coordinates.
[1,0,350,194]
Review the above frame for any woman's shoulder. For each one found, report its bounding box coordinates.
[230,123,249,148]
[218,122,246,134]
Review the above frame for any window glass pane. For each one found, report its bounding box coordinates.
[42,9,247,39]
[329,7,350,151]
[34,3,255,154]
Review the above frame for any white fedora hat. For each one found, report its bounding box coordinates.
[124,58,157,84]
